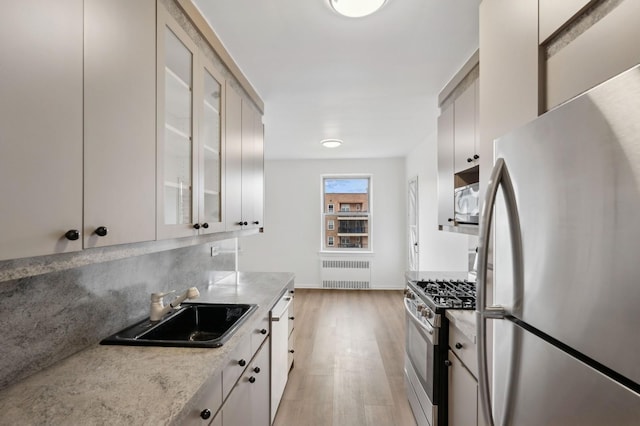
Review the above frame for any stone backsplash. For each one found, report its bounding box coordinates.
[0,239,237,391]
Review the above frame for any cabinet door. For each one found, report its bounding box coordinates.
[241,102,264,229]
[157,6,198,239]
[84,0,156,248]
[197,57,225,233]
[454,80,477,173]
[270,300,290,423]
[225,82,243,231]
[437,104,455,228]
[0,0,83,261]
[251,110,264,229]
[222,373,251,426]
[250,338,271,426]
[448,350,478,426]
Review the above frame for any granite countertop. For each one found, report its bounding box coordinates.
[0,271,294,425]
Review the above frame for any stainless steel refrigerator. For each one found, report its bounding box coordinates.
[476,65,640,425]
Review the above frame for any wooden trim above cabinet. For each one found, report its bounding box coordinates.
[174,0,264,114]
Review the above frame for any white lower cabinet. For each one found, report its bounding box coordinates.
[270,287,295,423]
[221,336,270,426]
[448,349,478,426]
[180,371,222,425]
[447,319,486,426]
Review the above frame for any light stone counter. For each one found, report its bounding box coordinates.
[0,271,294,425]
[446,309,477,344]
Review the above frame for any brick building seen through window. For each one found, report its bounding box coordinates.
[323,177,370,250]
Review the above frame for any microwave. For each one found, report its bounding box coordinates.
[454,182,479,224]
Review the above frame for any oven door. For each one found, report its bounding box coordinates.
[404,297,438,424]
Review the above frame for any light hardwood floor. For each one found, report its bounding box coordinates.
[273,289,417,426]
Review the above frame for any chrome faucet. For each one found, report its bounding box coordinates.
[150,287,200,322]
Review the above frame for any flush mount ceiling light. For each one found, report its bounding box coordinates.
[329,0,387,18]
[321,138,343,148]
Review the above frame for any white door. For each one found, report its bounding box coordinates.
[408,177,419,271]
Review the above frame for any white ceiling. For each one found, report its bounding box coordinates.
[193,0,480,160]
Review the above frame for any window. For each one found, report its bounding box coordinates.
[322,176,371,251]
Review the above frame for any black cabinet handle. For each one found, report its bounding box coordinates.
[253,221,260,225]
[473,154,480,160]
[444,360,452,367]
[202,222,209,229]
[289,349,295,354]
[64,229,80,241]
[238,359,246,367]
[200,409,211,420]
[455,342,463,349]
[248,376,256,383]
[193,223,201,230]
[253,366,261,374]
[95,226,108,237]
[447,218,454,222]
[289,316,295,320]
[260,329,267,335]
[243,221,248,226]
[467,157,473,163]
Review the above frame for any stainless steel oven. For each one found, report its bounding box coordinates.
[404,275,477,426]
[404,286,445,426]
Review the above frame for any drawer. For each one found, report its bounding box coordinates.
[449,323,477,378]
[222,334,252,398]
[180,371,222,425]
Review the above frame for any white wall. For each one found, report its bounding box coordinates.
[405,131,472,271]
[239,158,406,289]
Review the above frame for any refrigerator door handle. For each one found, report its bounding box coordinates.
[476,157,524,426]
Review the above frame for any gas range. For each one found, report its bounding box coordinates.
[403,274,477,426]
[413,279,476,311]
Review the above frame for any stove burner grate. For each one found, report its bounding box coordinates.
[415,279,476,310]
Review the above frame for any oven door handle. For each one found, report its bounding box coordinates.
[403,298,436,341]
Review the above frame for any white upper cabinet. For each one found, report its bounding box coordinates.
[241,102,265,230]
[198,60,226,233]
[157,12,197,239]
[157,4,226,239]
[453,80,479,174]
[225,83,243,231]
[539,0,591,43]
[225,83,264,232]
[83,0,156,248]
[0,0,83,261]
[437,104,455,228]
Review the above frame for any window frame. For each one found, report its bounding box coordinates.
[320,174,372,253]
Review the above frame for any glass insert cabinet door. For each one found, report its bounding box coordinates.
[157,5,225,238]
[162,26,193,228]
[199,61,223,232]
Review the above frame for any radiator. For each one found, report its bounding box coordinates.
[320,258,371,289]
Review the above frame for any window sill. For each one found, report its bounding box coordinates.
[319,250,374,256]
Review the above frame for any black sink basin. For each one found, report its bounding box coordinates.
[101,303,258,348]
